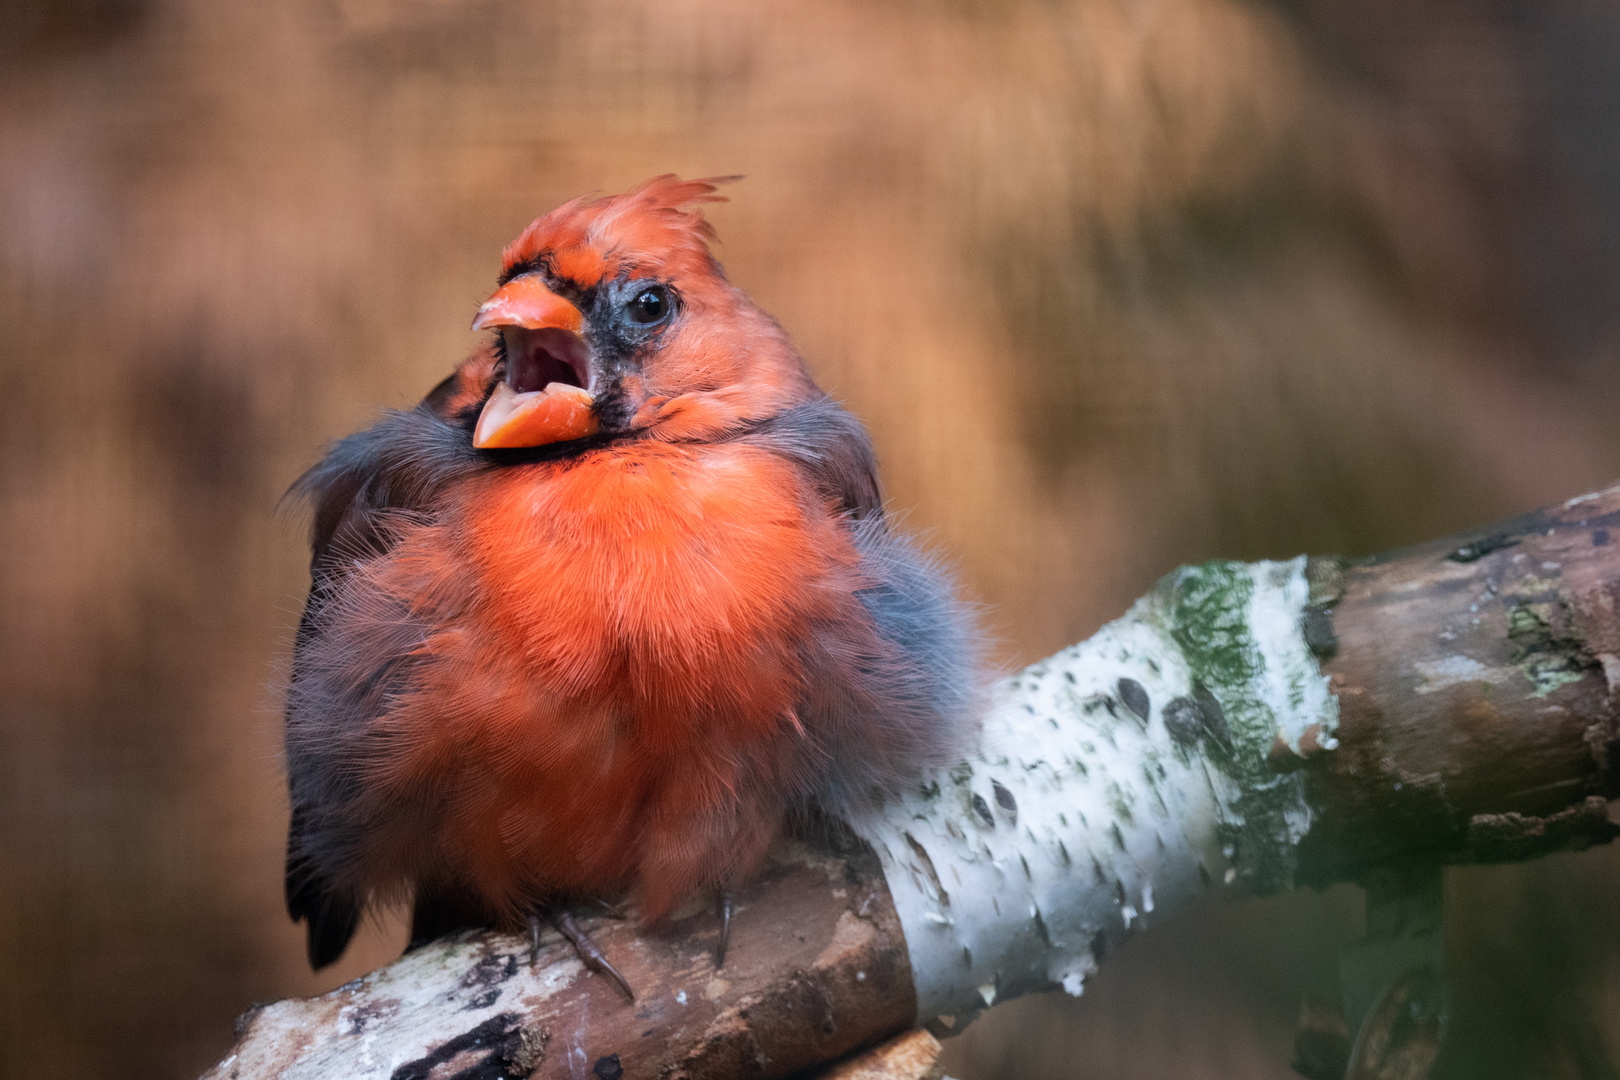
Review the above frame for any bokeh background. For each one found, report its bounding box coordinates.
[5,0,1620,1076]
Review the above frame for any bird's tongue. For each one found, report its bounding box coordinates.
[473,328,598,449]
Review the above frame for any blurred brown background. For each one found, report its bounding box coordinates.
[5,0,1620,1077]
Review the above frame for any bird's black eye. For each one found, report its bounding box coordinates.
[627,285,670,325]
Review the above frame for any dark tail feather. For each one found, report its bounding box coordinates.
[302,891,362,970]
[285,810,360,970]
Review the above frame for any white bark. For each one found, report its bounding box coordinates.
[208,939,583,1080]
[861,556,1339,1020]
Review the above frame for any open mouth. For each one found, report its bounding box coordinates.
[472,327,599,449]
[503,327,591,394]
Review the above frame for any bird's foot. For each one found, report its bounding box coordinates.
[715,889,734,969]
[552,910,635,1002]
[525,912,544,967]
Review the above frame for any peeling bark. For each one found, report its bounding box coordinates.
[807,1029,944,1080]
[210,485,1620,1080]
[1297,484,1620,886]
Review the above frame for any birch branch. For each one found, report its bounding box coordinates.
[207,484,1620,1080]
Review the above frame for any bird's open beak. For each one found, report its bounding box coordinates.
[470,275,599,449]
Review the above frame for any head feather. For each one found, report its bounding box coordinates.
[502,175,741,287]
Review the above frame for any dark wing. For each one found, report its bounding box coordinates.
[741,398,983,817]
[292,371,487,600]
[283,379,487,969]
[734,396,883,519]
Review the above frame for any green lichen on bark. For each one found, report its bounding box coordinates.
[1506,600,1591,698]
[1154,560,1313,893]
[1165,561,1258,699]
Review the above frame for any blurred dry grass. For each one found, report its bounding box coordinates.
[4,0,1620,1077]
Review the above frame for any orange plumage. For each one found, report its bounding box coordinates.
[284,176,979,969]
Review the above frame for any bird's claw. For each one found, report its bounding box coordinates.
[716,889,734,969]
[553,910,635,1001]
[526,913,543,968]
[593,897,629,921]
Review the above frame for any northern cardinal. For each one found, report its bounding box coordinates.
[283,176,979,987]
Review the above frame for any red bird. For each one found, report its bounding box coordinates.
[284,176,979,986]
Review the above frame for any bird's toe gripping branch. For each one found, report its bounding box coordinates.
[532,910,636,1002]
